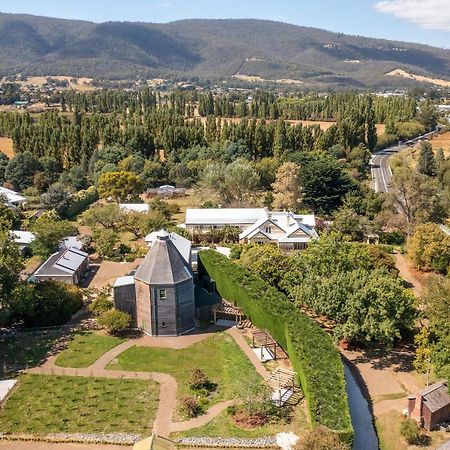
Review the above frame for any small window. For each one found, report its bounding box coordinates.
[162,321,167,328]
[265,227,272,234]
[159,289,167,299]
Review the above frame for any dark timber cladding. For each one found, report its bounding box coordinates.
[134,230,195,336]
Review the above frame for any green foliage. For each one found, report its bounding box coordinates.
[5,151,41,191]
[296,426,351,450]
[63,186,98,219]
[11,281,83,327]
[88,293,114,317]
[92,228,120,259]
[97,171,143,202]
[417,141,437,177]
[400,418,420,444]
[40,182,71,215]
[181,395,204,418]
[97,309,132,335]
[406,223,450,274]
[331,207,368,242]
[80,203,122,229]
[31,214,77,258]
[198,250,353,439]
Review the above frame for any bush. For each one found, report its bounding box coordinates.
[400,418,420,444]
[198,250,353,442]
[181,395,203,418]
[62,186,98,219]
[189,368,213,392]
[296,426,351,450]
[97,310,132,335]
[88,293,113,317]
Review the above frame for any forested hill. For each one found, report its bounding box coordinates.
[1,12,450,88]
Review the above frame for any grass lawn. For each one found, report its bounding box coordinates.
[172,403,307,439]
[164,193,200,224]
[376,410,448,450]
[107,333,263,415]
[0,374,158,435]
[55,332,126,368]
[0,331,65,380]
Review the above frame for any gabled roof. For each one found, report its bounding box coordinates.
[0,187,26,205]
[422,381,450,413]
[11,230,35,245]
[34,247,89,278]
[135,230,193,286]
[119,203,150,213]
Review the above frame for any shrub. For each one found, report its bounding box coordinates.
[88,294,113,317]
[181,395,203,418]
[296,426,351,450]
[97,310,132,335]
[400,418,420,444]
[189,368,212,392]
[198,250,353,442]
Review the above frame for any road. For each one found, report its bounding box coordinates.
[370,130,439,194]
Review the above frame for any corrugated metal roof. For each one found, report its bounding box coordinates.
[423,383,450,413]
[135,232,193,285]
[113,276,135,288]
[186,208,266,225]
[34,247,88,277]
[145,230,191,264]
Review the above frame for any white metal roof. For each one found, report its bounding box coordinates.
[0,187,26,205]
[145,230,191,264]
[11,230,35,245]
[113,276,135,288]
[185,208,266,225]
[119,203,150,213]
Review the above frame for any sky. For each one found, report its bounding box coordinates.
[1,0,450,48]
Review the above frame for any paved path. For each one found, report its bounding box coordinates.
[24,326,267,439]
[394,253,423,297]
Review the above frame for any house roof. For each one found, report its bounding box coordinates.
[119,203,150,213]
[186,208,266,225]
[33,247,89,278]
[11,230,35,245]
[113,276,135,288]
[422,381,450,413]
[0,187,27,205]
[144,230,191,264]
[135,230,193,286]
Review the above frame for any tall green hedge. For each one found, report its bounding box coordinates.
[63,186,99,218]
[198,250,353,442]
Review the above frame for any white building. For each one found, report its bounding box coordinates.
[0,187,26,208]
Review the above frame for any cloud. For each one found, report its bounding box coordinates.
[374,0,450,31]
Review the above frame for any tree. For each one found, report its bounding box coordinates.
[92,228,120,259]
[418,100,438,131]
[296,426,350,450]
[11,281,83,327]
[295,153,356,214]
[98,310,132,335]
[88,292,114,317]
[331,207,369,242]
[0,231,24,312]
[417,141,437,177]
[406,224,450,274]
[389,168,447,229]
[240,245,289,287]
[366,97,378,151]
[0,203,19,231]
[31,214,77,258]
[5,151,41,191]
[97,171,143,202]
[271,162,303,211]
[41,183,72,215]
[80,203,123,229]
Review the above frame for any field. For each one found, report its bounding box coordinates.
[0,374,158,434]
[386,69,450,88]
[107,333,263,415]
[430,131,450,156]
[376,410,448,450]
[55,332,126,368]
[23,76,96,92]
[0,137,14,158]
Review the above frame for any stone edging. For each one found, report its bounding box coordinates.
[0,432,141,446]
[176,436,278,448]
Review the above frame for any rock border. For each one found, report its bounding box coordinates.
[176,436,279,448]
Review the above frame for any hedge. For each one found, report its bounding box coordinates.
[198,250,353,443]
[63,186,99,219]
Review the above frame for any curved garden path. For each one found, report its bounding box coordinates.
[26,326,267,438]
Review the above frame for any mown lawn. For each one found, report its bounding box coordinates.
[55,332,125,368]
[172,404,307,439]
[0,331,65,379]
[0,374,158,434]
[107,333,263,414]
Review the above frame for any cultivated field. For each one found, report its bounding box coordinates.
[0,137,14,158]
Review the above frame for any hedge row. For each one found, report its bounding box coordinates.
[198,250,353,442]
[63,186,99,218]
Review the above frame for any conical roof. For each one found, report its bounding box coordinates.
[135,230,193,285]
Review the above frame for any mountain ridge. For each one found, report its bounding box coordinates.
[1,12,450,88]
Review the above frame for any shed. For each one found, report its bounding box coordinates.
[113,276,136,319]
[408,381,450,431]
[32,247,89,285]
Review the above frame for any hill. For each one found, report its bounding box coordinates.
[1,13,450,88]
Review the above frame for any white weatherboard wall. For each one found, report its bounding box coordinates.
[0,380,17,403]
